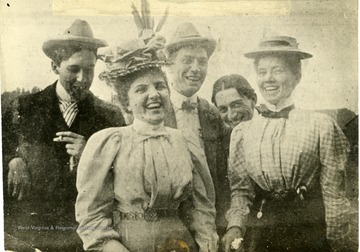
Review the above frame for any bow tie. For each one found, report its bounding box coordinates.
[257,104,295,118]
[181,100,197,111]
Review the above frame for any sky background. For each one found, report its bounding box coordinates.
[0,0,357,113]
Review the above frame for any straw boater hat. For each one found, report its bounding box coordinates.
[42,19,108,59]
[244,36,312,60]
[166,22,216,57]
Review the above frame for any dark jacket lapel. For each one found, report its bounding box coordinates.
[37,82,69,133]
[164,105,178,128]
[71,93,96,138]
[197,97,218,141]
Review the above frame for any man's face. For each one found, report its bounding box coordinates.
[215,88,255,128]
[169,47,208,97]
[53,49,96,102]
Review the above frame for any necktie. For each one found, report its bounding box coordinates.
[59,100,79,171]
[181,100,197,112]
[257,104,295,118]
[59,101,79,127]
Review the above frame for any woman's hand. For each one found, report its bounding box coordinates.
[222,227,245,252]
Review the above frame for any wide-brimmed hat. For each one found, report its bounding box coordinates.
[166,22,216,57]
[244,36,312,60]
[42,19,108,59]
[98,36,171,82]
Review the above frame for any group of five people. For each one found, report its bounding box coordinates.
[3,18,354,252]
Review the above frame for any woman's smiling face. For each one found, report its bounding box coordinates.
[256,56,300,105]
[127,72,170,125]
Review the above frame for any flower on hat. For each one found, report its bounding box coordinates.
[98,0,170,82]
[98,37,171,82]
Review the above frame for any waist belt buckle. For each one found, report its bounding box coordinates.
[144,209,159,222]
[271,190,295,201]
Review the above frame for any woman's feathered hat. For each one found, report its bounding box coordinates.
[98,0,170,82]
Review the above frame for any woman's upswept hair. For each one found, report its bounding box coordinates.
[106,67,169,113]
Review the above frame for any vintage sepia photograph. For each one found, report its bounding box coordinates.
[0,0,358,251]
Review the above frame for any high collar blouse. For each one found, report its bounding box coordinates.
[226,108,351,241]
[76,119,218,251]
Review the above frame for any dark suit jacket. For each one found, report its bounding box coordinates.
[2,82,125,251]
[164,96,230,234]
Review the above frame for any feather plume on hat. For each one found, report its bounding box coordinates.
[131,0,169,42]
[98,0,170,82]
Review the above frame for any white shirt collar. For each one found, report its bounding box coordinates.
[264,96,294,112]
[56,81,72,102]
[170,86,198,109]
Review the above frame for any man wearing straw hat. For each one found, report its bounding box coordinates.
[3,19,125,251]
[165,22,229,238]
[222,35,355,251]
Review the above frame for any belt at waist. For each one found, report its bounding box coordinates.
[253,185,325,220]
[114,209,179,222]
[256,184,316,202]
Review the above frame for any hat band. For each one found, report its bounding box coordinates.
[260,40,297,49]
[178,34,202,39]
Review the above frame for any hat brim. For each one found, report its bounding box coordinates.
[99,61,172,82]
[42,35,108,59]
[244,48,312,60]
[166,37,216,57]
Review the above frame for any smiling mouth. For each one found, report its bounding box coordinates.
[146,102,162,109]
[264,86,279,92]
[186,76,201,82]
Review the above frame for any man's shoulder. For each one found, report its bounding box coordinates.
[92,96,120,113]
[197,96,219,114]
[92,96,125,125]
[16,84,54,107]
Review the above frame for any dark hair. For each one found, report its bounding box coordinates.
[211,74,256,105]
[254,53,302,76]
[50,43,97,66]
[107,67,169,113]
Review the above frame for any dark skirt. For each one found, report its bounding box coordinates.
[243,186,330,252]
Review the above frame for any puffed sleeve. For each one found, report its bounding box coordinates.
[181,138,219,251]
[76,128,129,251]
[225,125,255,234]
[319,115,351,241]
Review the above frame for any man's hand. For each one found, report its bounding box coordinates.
[222,227,245,252]
[53,131,86,159]
[8,158,31,201]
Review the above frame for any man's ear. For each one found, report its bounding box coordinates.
[294,73,302,87]
[252,93,258,104]
[51,62,59,74]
